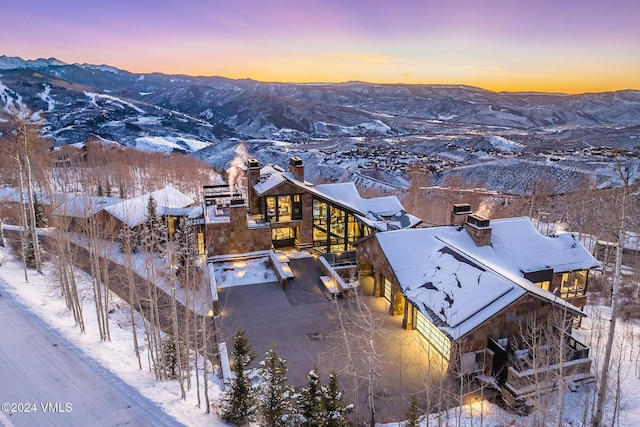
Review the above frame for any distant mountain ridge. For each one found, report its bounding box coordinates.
[1,55,639,154]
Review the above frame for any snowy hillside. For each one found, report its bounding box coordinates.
[1,55,639,193]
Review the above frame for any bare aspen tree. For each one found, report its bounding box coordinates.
[168,255,187,399]
[592,161,635,427]
[332,287,384,425]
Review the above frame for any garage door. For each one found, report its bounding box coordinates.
[414,306,451,361]
[384,278,392,302]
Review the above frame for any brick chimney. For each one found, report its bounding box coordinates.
[246,159,260,215]
[289,156,304,181]
[464,214,492,246]
[451,203,472,225]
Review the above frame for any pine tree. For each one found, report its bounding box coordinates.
[144,195,166,253]
[32,192,47,228]
[96,181,103,196]
[322,372,353,427]
[23,228,37,269]
[117,226,138,253]
[257,346,294,427]
[404,395,421,427]
[298,369,326,427]
[221,330,256,425]
[163,337,178,380]
[105,179,112,197]
[174,219,198,280]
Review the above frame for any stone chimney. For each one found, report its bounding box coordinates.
[229,198,247,227]
[289,156,304,181]
[246,159,260,215]
[464,214,492,246]
[451,203,472,225]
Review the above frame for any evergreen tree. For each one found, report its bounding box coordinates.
[105,179,112,197]
[174,219,198,279]
[96,181,103,196]
[23,228,37,269]
[257,346,294,427]
[163,337,179,380]
[404,395,421,427]
[298,368,326,427]
[221,330,256,425]
[162,336,186,381]
[32,192,47,228]
[117,226,138,253]
[322,372,353,427]
[144,195,166,253]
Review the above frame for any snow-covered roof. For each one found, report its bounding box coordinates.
[253,165,291,195]
[103,186,195,228]
[252,164,420,231]
[314,182,401,216]
[449,217,602,275]
[371,217,600,339]
[51,194,124,218]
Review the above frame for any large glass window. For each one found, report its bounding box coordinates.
[313,199,329,252]
[313,197,367,253]
[278,196,291,221]
[263,195,302,222]
[560,270,588,299]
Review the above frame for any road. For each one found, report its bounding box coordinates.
[0,278,184,427]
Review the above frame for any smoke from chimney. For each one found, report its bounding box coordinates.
[227,144,249,195]
[476,200,492,218]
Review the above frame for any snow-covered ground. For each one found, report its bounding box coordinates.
[0,243,227,427]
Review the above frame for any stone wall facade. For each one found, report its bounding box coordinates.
[205,204,272,256]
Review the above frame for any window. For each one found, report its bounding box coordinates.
[536,281,551,291]
[264,195,302,222]
[272,227,296,241]
[265,196,277,222]
[277,196,291,221]
[292,194,302,220]
[313,197,367,253]
[197,232,205,255]
[560,270,587,299]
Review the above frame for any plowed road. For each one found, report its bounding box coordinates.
[0,279,183,427]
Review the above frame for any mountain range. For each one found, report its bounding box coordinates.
[1,55,639,194]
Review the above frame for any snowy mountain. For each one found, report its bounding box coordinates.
[1,55,639,193]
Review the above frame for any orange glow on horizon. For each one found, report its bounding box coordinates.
[113,54,639,95]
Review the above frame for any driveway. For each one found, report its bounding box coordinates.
[216,256,432,424]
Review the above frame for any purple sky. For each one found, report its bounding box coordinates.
[3,0,639,92]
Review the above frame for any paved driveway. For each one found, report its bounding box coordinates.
[216,256,434,424]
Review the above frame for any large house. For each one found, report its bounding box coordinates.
[203,156,421,256]
[355,205,600,406]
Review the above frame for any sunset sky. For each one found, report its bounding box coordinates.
[3,0,639,93]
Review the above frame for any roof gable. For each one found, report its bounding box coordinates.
[372,217,599,339]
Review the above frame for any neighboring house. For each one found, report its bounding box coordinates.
[355,206,600,406]
[51,194,124,232]
[203,156,421,256]
[100,186,196,233]
[52,186,199,240]
[594,231,640,270]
